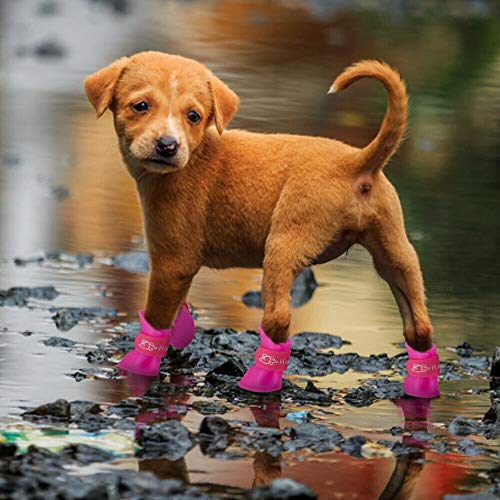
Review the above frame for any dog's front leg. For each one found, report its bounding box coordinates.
[144,262,197,330]
[118,259,198,377]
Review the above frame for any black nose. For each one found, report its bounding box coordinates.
[155,136,178,157]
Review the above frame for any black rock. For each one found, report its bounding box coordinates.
[61,444,115,464]
[50,306,117,331]
[45,250,94,268]
[457,439,484,456]
[389,426,404,436]
[13,255,44,266]
[69,400,102,419]
[200,416,232,436]
[285,423,343,453]
[22,399,70,422]
[242,268,318,309]
[112,251,149,273]
[292,331,347,351]
[34,39,66,58]
[192,400,229,415]
[77,413,113,433]
[247,478,317,499]
[137,420,195,460]
[43,336,77,349]
[340,435,367,458]
[344,386,376,407]
[490,347,500,383]
[236,423,284,457]
[448,416,484,436]
[107,400,141,417]
[456,342,474,358]
[0,285,59,307]
[199,416,233,457]
[0,443,17,458]
[86,348,111,364]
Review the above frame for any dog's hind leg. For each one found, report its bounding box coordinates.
[239,215,334,393]
[359,203,439,398]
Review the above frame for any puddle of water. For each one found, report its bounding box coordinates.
[1,1,499,498]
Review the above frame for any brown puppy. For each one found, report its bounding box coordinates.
[84,51,432,352]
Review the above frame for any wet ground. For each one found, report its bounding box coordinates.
[1,1,499,498]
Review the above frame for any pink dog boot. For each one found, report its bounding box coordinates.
[118,310,170,377]
[171,303,195,350]
[404,342,440,399]
[238,327,292,393]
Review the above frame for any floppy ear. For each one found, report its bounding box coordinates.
[84,57,129,117]
[208,72,239,135]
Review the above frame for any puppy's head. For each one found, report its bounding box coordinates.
[84,52,239,173]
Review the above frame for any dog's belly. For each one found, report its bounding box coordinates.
[311,236,354,265]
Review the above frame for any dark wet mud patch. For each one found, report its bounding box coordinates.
[0,285,59,307]
[50,306,117,331]
[14,250,94,269]
[0,443,256,500]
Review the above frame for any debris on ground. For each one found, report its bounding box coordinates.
[111,251,149,273]
[0,286,59,307]
[50,306,117,331]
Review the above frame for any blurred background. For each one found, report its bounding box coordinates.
[0,0,499,497]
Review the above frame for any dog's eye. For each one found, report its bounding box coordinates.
[187,111,201,124]
[132,101,149,113]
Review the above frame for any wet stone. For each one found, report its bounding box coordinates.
[456,342,475,358]
[0,285,59,307]
[22,399,70,422]
[448,416,484,436]
[292,331,348,351]
[50,306,117,331]
[457,439,484,456]
[247,478,317,500]
[236,422,284,457]
[199,416,233,457]
[77,413,114,433]
[136,420,195,460]
[42,336,77,349]
[61,444,115,464]
[192,400,229,415]
[86,348,111,364]
[0,443,17,458]
[107,399,141,417]
[242,268,318,309]
[68,367,118,381]
[0,445,224,500]
[112,250,150,273]
[344,386,376,407]
[340,435,367,458]
[69,400,102,419]
[285,423,343,453]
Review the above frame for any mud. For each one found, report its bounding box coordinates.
[50,306,117,331]
[0,286,59,307]
[14,251,94,269]
[112,250,150,273]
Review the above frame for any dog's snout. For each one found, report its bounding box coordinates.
[155,136,179,157]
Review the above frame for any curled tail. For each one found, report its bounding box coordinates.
[329,60,408,174]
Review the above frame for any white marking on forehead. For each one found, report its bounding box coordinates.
[167,114,179,137]
[169,71,178,101]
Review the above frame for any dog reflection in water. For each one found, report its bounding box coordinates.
[380,398,432,500]
[121,371,282,487]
